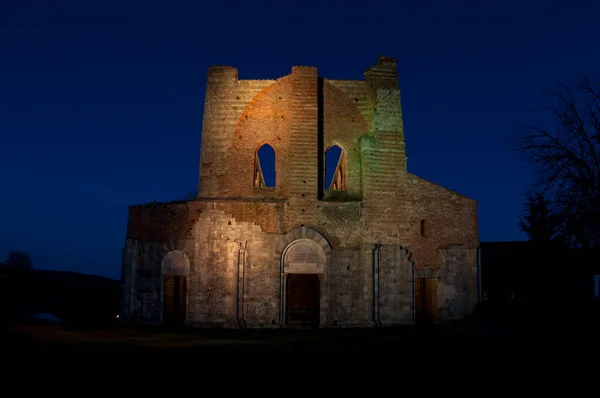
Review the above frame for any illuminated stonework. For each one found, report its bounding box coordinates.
[120,56,479,328]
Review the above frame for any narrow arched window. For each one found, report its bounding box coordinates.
[421,219,429,238]
[325,144,346,190]
[255,144,276,188]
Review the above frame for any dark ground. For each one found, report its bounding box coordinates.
[2,318,598,383]
[2,264,596,386]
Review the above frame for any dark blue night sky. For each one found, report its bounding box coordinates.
[2,1,599,279]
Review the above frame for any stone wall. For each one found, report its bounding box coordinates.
[121,55,480,328]
[325,247,370,327]
[190,209,280,328]
[377,245,414,325]
[122,200,476,327]
[121,238,194,324]
[440,243,478,320]
[126,198,285,239]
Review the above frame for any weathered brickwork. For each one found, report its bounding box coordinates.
[121,56,479,328]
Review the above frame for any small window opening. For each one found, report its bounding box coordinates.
[325,144,347,190]
[420,219,430,238]
[255,144,276,188]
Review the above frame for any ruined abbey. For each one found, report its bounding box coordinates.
[120,56,480,328]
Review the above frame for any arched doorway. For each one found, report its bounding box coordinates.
[161,250,190,327]
[282,238,326,329]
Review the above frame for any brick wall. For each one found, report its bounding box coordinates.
[322,80,369,199]
[198,66,273,197]
[328,79,375,133]
[122,55,479,328]
[126,198,285,241]
[405,174,478,269]
[222,76,292,198]
[203,72,371,204]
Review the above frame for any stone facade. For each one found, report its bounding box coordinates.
[120,56,479,328]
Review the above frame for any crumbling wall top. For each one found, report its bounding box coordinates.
[206,65,238,81]
[376,55,397,66]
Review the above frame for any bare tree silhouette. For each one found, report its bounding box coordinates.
[513,75,600,248]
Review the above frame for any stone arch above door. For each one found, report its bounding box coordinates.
[282,226,332,254]
[283,239,327,274]
[161,250,190,276]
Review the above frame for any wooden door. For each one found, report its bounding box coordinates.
[164,275,187,326]
[286,274,320,328]
[415,277,437,325]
